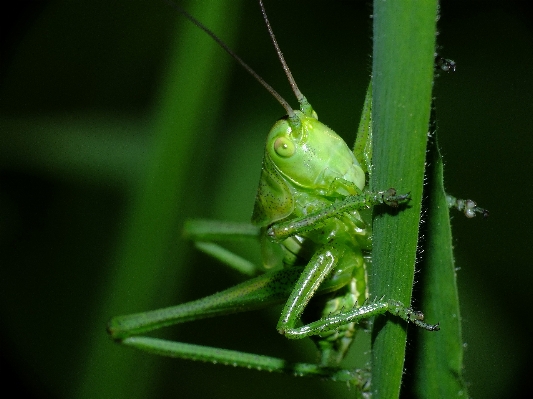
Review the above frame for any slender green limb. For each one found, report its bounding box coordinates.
[277,242,344,335]
[194,241,259,276]
[121,336,369,386]
[109,255,374,385]
[108,253,371,385]
[184,220,262,275]
[267,189,409,242]
[108,266,304,340]
[283,299,439,339]
[275,241,438,340]
[183,219,260,241]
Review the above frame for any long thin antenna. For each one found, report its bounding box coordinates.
[258,0,311,115]
[163,0,295,118]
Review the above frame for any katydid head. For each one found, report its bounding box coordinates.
[251,111,366,227]
[171,0,366,225]
[265,112,365,193]
[250,1,366,227]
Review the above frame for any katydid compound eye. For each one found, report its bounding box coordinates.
[274,137,295,158]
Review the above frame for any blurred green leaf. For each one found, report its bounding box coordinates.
[76,1,244,398]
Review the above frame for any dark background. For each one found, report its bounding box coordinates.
[1,1,531,398]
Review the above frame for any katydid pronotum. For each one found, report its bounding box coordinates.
[107,0,487,390]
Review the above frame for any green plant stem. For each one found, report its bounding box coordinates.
[370,1,438,397]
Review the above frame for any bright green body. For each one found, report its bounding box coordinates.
[252,111,365,226]
[107,90,483,385]
[106,1,490,393]
[105,0,482,389]
[108,96,439,387]
[251,109,371,365]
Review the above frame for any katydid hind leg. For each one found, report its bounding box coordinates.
[108,264,369,385]
[120,335,369,386]
[108,267,303,340]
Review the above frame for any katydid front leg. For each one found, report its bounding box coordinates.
[268,188,410,242]
[262,191,438,342]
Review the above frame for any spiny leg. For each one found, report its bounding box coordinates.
[275,242,439,340]
[268,188,409,242]
[108,266,302,340]
[276,242,348,337]
[121,336,369,387]
[108,265,368,386]
[282,299,439,339]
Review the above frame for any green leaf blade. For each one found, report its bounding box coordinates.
[412,135,468,397]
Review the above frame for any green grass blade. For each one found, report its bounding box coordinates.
[411,133,469,397]
[370,1,438,397]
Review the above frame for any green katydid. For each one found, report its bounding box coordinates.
[107,0,487,389]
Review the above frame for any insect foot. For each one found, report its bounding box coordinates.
[339,368,371,392]
[387,300,440,331]
[380,188,411,208]
[434,53,457,73]
[446,194,489,218]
